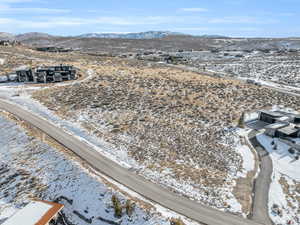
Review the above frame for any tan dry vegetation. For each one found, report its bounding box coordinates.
[2,46,298,212]
[31,57,300,210]
[279,176,300,217]
[0,110,156,214]
[233,138,259,215]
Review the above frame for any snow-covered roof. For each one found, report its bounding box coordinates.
[265,122,288,129]
[278,126,299,135]
[276,116,291,122]
[2,200,63,225]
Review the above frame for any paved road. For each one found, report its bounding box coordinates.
[248,131,274,225]
[0,100,264,225]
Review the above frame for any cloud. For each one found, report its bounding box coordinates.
[0,16,183,29]
[180,8,208,12]
[0,0,45,3]
[173,27,261,32]
[0,18,13,24]
[0,0,69,14]
[279,12,295,17]
[0,5,70,13]
[0,0,33,2]
[208,16,278,24]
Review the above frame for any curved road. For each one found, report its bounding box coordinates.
[248,131,274,225]
[0,100,264,225]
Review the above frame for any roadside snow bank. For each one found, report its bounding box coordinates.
[257,134,300,181]
[0,115,169,225]
[257,134,300,224]
[236,129,256,176]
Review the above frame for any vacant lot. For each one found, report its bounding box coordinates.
[32,57,300,213]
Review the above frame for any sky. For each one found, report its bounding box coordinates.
[0,0,299,37]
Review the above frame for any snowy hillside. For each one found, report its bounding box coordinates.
[0,114,174,225]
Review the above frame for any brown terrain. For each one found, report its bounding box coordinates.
[29,52,300,212]
[1,45,300,216]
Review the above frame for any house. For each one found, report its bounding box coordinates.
[0,40,20,46]
[16,69,35,82]
[265,123,300,138]
[2,200,63,225]
[258,110,299,124]
[264,122,289,137]
[255,110,300,139]
[0,40,11,46]
[35,65,77,83]
[15,65,77,83]
[36,47,72,53]
[276,126,300,138]
[258,110,284,124]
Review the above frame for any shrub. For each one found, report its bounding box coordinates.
[111,194,122,218]
[237,112,245,128]
[170,218,185,225]
[125,200,135,216]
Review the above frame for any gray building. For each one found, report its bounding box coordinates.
[264,122,289,137]
[258,110,284,124]
[16,65,77,83]
[257,110,300,138]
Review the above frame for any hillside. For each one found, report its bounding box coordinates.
[19,36,300,53]
[1,31,300,53]
[78,31,184,39]
[0,32,15,40]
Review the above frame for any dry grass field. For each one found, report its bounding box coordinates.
[1,45,299,216]
[32,56,300,212]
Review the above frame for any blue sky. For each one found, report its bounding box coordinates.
[0,0,299,37]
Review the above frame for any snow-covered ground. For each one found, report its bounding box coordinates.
[236,129,256,176]
[0,114,173,225]
[0,81,257,216]
[0,84,139,169]
[257,134,300,225]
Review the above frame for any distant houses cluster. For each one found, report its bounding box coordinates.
[35,46,73,53]
[0,40,21,46]
[0,65,77,84]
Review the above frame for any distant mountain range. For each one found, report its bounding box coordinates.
[15,32,54,41]
[0,32,16,40]
[0,32,54,41]
[2,31,299,53]
[77,31,229,39]
[0,31,230,41]
[77,31,186,39]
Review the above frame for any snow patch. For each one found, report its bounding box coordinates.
[256,133,300,224]
[257,134,300,181]
[0,115,169,225]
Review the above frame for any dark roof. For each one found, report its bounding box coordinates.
[259,110,284,118]
[16,69,31,72]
